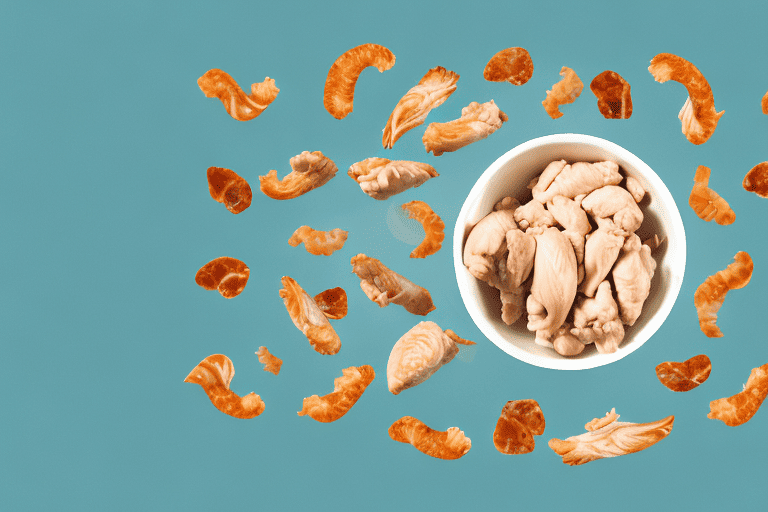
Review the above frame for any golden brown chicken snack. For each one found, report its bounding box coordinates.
[648,53,724,145]
[493,399,545,455]
[655,354,711,392]
[708,362,768,427]
[401,201,445,258]
[279,276,341,355]
[688,165,735,225]
[763,91,768,115]
[348,158,438,200]
[324,43,396,119]
[742,162,768,198]
[288,226,348,256]
[206,166,252,214]
[590,70,633,119]
[255,346,282,375]
[195,257,250,299]
[198,69,279,121]
[298,365,375,423]
[350,254,435,316]
[259,151,338,200]
[313,287,348,320]
[694,252,753,338]
[184,354,265,419]
[542,66,583,119]
[382,66,459,149]
[423,100,508,156]
[389,416,471,460]
[483,47,533,85]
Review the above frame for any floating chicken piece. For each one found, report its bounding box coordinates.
[198,69,279,121]
[423,100,508,156]
[348,158,438,200]
[324,43,396,119]
[625,176,646,203]
[288,226,348,256]
[389,416,471,460]
[532,160,623,203]
[184,354,265,419]
[195,257,250,299]
[350,254,435,316]
[493,399,545,455]
[387,321,475,395]
[255,346,282,376]
[383,66,459,149]
[402,201,445,258]
[763,91,768,114]
[259,151,338,200]
[582,185,644,233]
[206,166,252,214]
[694,252,753,338]
[655,354,711,392]
[483,47,534,85]
[688,165,735,225]
[571,280,625,354]
[590,70,633,119]
[549,408,674,465]
[612,233,657,326]
[708,362,768,427]
[298,365,375,423]
[742,162,768,198]
[279,276,341,355]
[648,53,724,145]
[542,66,583,119]
[313,287,348,320]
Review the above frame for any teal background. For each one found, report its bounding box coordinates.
[1,0,767,510]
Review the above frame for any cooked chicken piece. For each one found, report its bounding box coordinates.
[493,399,545,455]
[625,176,646,202]
[708,362,768,427]
[694,251,753,337]
[389,416,471,460]
[532,160,623,203]
[580,218,626,297]
[313,287,348,320]
[505,229,536,289]
[611,233,657,326]
[513,199,555,231]
[570,280,625,354]
[195,256,250,299]
[259,151,338,200]
[198,69,279,121]
[184,354,265,419]
[423,100,508,156]
[348,158,438,200]
[288,226,348,256]
[350,254,435,316]
[206,166,253,214]
[547,195,591,264]
[552,323,585,356]
[462,209,518,289]
[298,365,375,423]
[255,346,282,375]
[581,185,643,233]
[279,276,341,355]
[402,200,445,258]
[656,354,711,392]
[542,66,584,119]
[689,165,735,225]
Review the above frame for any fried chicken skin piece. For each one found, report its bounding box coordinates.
[195,257,250,299]
[350,254,435,316]
[324,43,396,120]
[255,346,282,376]
[382,66,459,149]
[708,362,768,427]
[542,66,584,119]
[531,160,622,204]
[648,53,724,145]
[611,233,657,326]
[298,365,375,423]
[763,90,768,115]
[387,321,475,395]
[402,201,445,258]
[493,399,545,454]
[694,252,753,338]
[279,276,341,355]
[184,354,265,419]
[288,226,348,256]
[206,166,252,214]
[549,408,674,466]
[689,165,735,225]
[348,158,438,200]
[742,162,768,199]
[655,354,711,392]
[423,100,508,156]
[590,70,633,119]
[198,69,279,121]
[259,151,338,200]
[389,416,471,460]
[313,287,348,320]
[483,47,534,85]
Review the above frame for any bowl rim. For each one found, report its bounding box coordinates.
[452,133,686,370]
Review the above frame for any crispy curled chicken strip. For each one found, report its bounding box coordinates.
[483,47,534,85]
[260,151,338,200]
[571,280,625,354]
[655,354,711,392]
[493,399,545,455]
[350,254,435,316]
[402,201,445,258]
[387,321,475,395]
[549,408,674,466]
[198,69,278,121]
[324,43,396,119]
[206,166,252,214]
[382,66,459,149]
[313,287,348,320]
[389,416,471,460]
[255,346,282,376]
[708,362,768,427]
[195,257,250,299]
[348,158,438,200]
[423,100,508,156]
[542,66,583,119]
[590,70,633,119]
[763,90,768,115]
[298,365,375,423]
[689,165,735,225]
[184,354,265,419]
[532,160,623,204]
[648,53,724,145]
[743,162,768,198]
[694,252,753,338]
[288,226,348,256]
[279,276,341,355]
[611,233,657,326]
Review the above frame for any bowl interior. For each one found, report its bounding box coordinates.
[453,134,686,370]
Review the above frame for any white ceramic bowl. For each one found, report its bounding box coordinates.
[453,134,686,370]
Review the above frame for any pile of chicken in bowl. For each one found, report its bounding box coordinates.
[453,134,686,370]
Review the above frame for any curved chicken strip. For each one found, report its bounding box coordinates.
[493,399,545,455]
[542,66,583,119]
[582,185,643,233]
[625,176,646,203]
[255,346,282,376]
[423,100,508,156]
[279,276,341,355]
[348,158,438,200]
[259,151,338,200]
[350,254,435,316]
[694,252,753,338]
[484,47,534,85]
[313,287,348,320]
[463,209,519,288]
[580,218,625,297]
[387,321,475,395]
[298,365,375,423]
[206,166,252,214]
[708,362,768,427]
[513,200,555,231]
[742,162,768,198]
[571,280,625,354]
[382,66,459,149]
[648,53,724,145]
[195,257,250,299]
[689,165,735,225]
[549,409,674,465]
[655,354,711,392]
[198,69,279,121]
[288,226,348,256]
[324,43,396,119]
[402,201,444,258]
[532,160,623,204]
[389,416,471,460]
[590,70,633,119]
[184,354,265,419]
[612,233,657,326]
[547,195,591,264]
[763,91,768,115]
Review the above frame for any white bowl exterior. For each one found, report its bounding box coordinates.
[453,134,686,370]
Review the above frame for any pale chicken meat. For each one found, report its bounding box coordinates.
[570,280,625,354]
[423,100,508,156]
[581,185,643,233]
[348,158,438,200]
[532,160,623,204]
[580,217,626,297]
[462,209,518,289]
[611,234,657,326]
[547,195,591,266]
[350,254,435,316]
